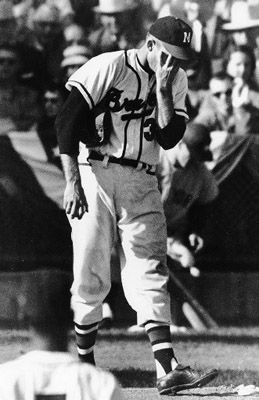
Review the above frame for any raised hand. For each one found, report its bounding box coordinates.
[156,51,182,93]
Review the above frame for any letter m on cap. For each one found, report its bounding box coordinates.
[183,31,191,43]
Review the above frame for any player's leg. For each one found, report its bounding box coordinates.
[69,162,117,364]
[117,168,218,393]
[117,168,177,376]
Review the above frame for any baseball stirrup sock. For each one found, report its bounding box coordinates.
[145,321,178,378]
[74,322,99,365]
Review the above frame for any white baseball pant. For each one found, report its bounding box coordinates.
[69,159,172,327]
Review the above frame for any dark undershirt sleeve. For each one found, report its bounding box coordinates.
[156,113,186,150]
[55,87,96,155]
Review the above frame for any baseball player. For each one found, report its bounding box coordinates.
[56,16,218,395]
[0,270,123,400]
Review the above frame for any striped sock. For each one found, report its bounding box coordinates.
[145,321,178,378]
[74,322,99,365]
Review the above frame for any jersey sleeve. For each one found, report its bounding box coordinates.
[173,69,189,120]
[66,52,123,110]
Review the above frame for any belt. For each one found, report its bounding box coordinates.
[88,151,156,174]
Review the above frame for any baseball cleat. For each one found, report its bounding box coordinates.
[157,364,218,395]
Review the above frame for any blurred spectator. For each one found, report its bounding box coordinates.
[63,22,89,47]
[37,81,67,167]
[219,0,259,73]
[194,72,235,134]
[205,0,232,74]
[225,44,259,134]
[0,43,41,133]
[157,124,218,276]
[88,0,143,55]
[0,1,17,45]
[26,2,65,83]
[69,0,97,33]
[182,0,212,89]
[60,44,92,82]
[221,0,259,48]
[0,0,52,91]
[13,0,75,30]
[0,269,123,400]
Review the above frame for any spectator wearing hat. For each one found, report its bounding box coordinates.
[60,44,93,83]
[219,0,259,73]
[88,0,143,55]
[0,269,123,400]
[56,14,218,394]
[157,123,218,278]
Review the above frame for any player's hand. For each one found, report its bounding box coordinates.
[167,238,200,277]
[156,52,181,93]
[189,233,204,253]
[63,181,88,219]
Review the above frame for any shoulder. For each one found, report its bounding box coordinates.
[69,50,126,81]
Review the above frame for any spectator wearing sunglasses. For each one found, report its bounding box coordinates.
[193,72,236,134]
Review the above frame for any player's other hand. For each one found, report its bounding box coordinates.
[189,233,204,253]
[64,181,88,219]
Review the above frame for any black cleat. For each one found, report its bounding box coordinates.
[157,364,218,395]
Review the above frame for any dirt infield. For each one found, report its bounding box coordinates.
[123,386,259,399]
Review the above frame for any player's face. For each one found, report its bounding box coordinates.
[147,39,180,73]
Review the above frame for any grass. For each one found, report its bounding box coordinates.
[0,326,259,388]
[93,327,259,388]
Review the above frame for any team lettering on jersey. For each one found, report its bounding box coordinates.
[105,88,157,141]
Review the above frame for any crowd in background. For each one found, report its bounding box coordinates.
[1,0,259,152]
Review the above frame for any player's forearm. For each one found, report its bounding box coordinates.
[60,153,81,184]
[156,89,174,129]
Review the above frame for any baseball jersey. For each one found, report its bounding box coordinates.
[66,49,189,166]
[0,351,123,400]
[158,148,219,235]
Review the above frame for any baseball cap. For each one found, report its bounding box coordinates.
[149,16,194,60]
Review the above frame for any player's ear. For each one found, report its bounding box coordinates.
[147,39,155,52]
[146,33,155,52]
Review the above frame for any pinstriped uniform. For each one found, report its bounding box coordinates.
[65,49,189,327]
